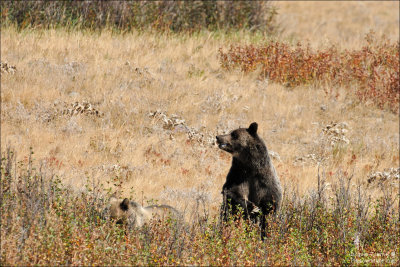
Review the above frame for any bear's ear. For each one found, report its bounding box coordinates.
[120,198,130,211]
[110,196,118,202]
[247,122,258,136]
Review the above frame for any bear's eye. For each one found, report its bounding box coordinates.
[231,131,239,139]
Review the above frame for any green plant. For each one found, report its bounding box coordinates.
[1,1,278,34]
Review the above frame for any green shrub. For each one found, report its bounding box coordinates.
[0,1,277,34]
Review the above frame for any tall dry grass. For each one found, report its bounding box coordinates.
[1,1,399,265]
[1,147,398,265]
[1,26,398,207]
[1,1,277,34]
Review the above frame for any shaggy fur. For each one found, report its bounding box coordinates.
[109,197,182,228]
[216,122,282,238]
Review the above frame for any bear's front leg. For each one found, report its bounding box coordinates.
[221,188,259,220]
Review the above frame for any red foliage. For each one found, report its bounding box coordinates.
[219,32,399,113]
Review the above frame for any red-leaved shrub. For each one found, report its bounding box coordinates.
[219,32,399,113]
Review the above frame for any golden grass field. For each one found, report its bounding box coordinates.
[1,1,399,216]
[275,1,399,48]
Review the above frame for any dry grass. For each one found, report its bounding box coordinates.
[2,147,399,265]
[274,1,399,49]
[1,28,399,215]
[1,2,399,265]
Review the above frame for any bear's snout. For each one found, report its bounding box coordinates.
[216,135,226,146]
[216,135,232,152]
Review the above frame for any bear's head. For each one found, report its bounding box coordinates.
[109,197,139,225]
[216,122,267,165]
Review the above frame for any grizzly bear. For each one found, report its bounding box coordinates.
[109,197,182,228]
[216,122,282,238]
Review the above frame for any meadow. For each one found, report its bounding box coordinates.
[1,1,399,265]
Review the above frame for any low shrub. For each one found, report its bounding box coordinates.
[1,148,398,265]
[219,32,399,113]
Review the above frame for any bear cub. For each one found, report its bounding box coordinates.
[216,122,282,237]
[109,197,182,228]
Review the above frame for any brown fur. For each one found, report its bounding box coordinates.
[216,122,282,238]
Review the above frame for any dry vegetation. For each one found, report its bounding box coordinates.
[1,1,399,265]
[219,32,399,112]
[274,1,399,49]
